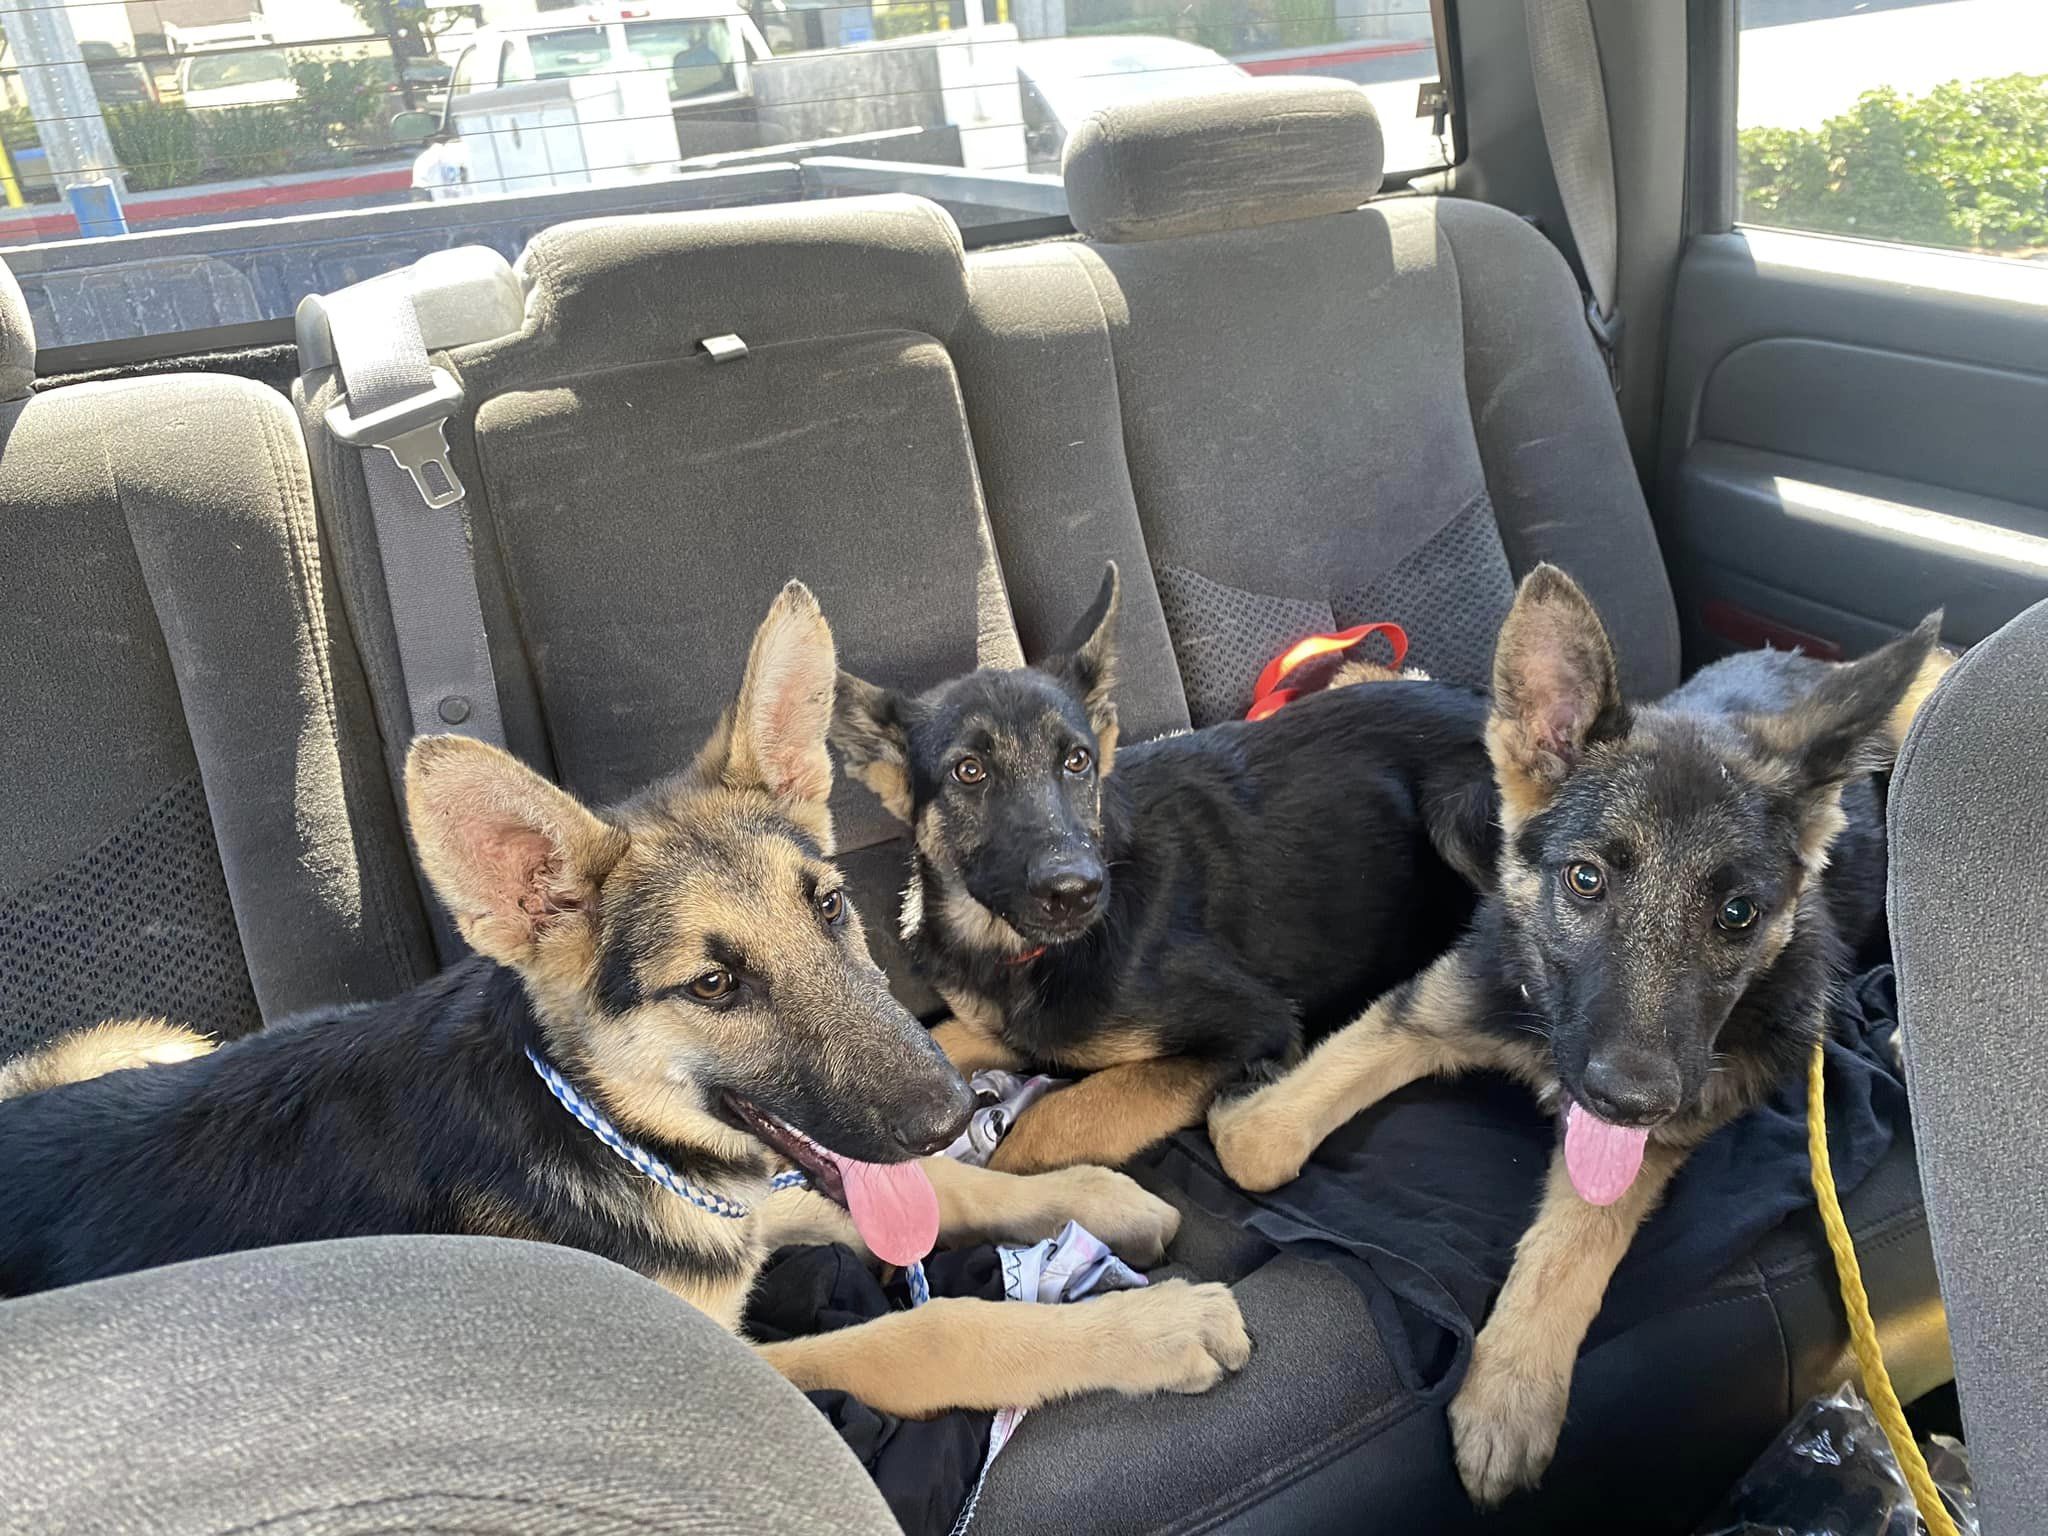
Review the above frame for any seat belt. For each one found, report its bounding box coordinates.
[320,277,506,748]
[1523,0,1624,390]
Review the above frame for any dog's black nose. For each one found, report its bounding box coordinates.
[1580,1053,1681,1126]
[1029,866,1104,921]
[895,1073,977,1156]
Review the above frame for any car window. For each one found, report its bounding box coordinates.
[528,27,613,81]
[1736,0,2048,262]
[0,0,1454,360]
[627,18,739,98]
[182,50,293,91]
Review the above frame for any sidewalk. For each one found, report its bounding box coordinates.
[0,159,414,242]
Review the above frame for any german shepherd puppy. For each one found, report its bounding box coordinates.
[0,584,1250,1417]
[1209,565,1949,1505]
[831,563,1498,1174]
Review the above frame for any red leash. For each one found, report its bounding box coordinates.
[1246,622,1409,721]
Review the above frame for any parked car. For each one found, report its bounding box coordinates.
[1016,35,1250,171]
[81,42,159,108]
[176,45,301,111]
[397,0,771,199]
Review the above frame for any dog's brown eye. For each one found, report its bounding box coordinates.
[952,756,986,785]
[1063,745,1093,776]
[687,967,735,1001]
[817,888,845,926]
[1717,895,1759,932]
[1564,861,1605,900]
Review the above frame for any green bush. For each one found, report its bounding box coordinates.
[196,104,298,178]
[105,103,203,192]
[291,53,397,150]
[1739,73,2048,254]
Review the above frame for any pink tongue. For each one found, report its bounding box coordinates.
[1563,1101,1649,1206]
[825,1151,940,1267]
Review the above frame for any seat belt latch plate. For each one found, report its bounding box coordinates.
[325,366,467,510]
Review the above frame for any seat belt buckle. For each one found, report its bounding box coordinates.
[324,366,467,510]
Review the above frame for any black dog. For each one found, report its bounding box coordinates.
[831,563,1497,1173]
[1211,564,1949,1504]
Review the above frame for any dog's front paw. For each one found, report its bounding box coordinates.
[1088,1279,1251,1396]
[1037,1164,1179,1266]
[1206,1083,1315,1192]
[1448,1332,1570,1508]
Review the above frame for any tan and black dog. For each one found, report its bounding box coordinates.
[0,583,1249,1417]
[1209,564,1949,1505]
[832,563,1498,1174]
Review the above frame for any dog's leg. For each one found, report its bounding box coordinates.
[756,1157,1183,1267]
[1449,1141,1684,1506]
[931,1018,1026,1075]
[923,1156,1181,1265]
[1207,947,1500,1191]
[755,1278,1250,1416]
[0,1018,215,1102]
[985,1056,1229,1174]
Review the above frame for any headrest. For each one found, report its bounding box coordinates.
[1062,79,1385,244]
[517,194,968,358]
[295,246,524,373]
[0,257,35,401]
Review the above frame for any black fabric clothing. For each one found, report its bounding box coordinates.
[1159,966,1907,1400]
[746,1244,1000,1536]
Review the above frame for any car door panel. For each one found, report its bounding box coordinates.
[1659,229,2048,660]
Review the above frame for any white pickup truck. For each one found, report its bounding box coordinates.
[401,0,771,201]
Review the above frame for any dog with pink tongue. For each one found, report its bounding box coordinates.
[1208,564,1949,1507]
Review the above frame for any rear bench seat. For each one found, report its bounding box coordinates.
[0,260,431,1066]
[268,84,1943,1534]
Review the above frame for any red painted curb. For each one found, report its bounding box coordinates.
[0,166,412,241]
[1237,37,1432,74]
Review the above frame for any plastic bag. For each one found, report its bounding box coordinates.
[1695,1384,1977,1536]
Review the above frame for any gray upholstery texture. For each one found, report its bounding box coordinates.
[0,1236,898,1536]
[952,242,1193,742]
[0,257,31,402]
[1062,79,1385,245]
[0,374,432,1055]
[1000,194,1676,726]
[1889,599,2048,1536]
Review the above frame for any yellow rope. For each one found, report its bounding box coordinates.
[1808,1041,1959,1536]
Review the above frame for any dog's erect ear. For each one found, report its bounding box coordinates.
[1487,564,1626,826]
[1047,562,1122,767]
[699,581,839,844]
[407,735,626,969]
[832,669,913,823]
[1748,614,1950,789]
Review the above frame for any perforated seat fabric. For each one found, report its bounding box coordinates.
[0,259,432,1061]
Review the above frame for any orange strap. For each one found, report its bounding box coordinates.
[1247,623,1409,722]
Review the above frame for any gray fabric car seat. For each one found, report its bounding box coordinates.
[0,1236,899,1535]
[963,79,1681,727]
[297,197,1023,1009]
[0,259,432,1065]
[1888,597,2048,1536]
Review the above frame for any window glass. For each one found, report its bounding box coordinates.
[1738,0,2048,259]
[0,0,1452,357]
[528,27,613,80]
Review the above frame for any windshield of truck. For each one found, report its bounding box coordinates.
[182,50,294,91]
[529,27,613,80]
